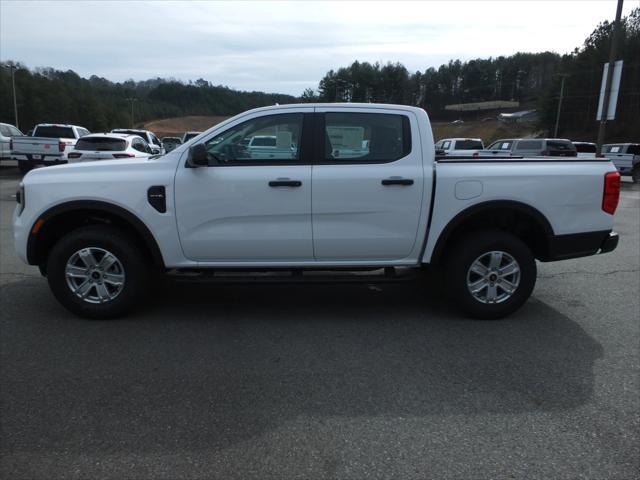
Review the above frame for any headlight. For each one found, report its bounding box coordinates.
[16,182,25,215]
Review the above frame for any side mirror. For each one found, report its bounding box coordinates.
[186,143,209,168]
[435,149,445,156]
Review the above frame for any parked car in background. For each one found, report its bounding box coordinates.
[246,134,297,159]
[573,142,598,159]
[161,137,182,152]
[182,131,202,143]
[435,138,485,157]
[0,122,24,162]
[111,129,164,155]
[67,134,154,163]
[14,103,620,320]
[11,123,90,173]
[602,143,640,183]
[485,138,577,157]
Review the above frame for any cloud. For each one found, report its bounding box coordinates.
[1,0,635,95]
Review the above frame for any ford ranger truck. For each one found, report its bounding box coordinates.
[13,104,620,320]
[11,123,90,174]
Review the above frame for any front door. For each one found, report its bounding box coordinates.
[312,108,425,262]
[174,110,314,263]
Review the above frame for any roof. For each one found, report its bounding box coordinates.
[35,123,86,128]
[111,128,150,133]
[439,138,483,142]
[80,133,139,139]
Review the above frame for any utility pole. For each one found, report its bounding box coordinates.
[125,97,137,128]
[596,0,624,154]
[3,64,19,128]
[554,74,569,137]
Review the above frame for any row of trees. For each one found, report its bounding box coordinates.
[0,67,296,133]
[1,8,638,140]
[306,7,639,139]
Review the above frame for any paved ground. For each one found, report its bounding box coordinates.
[1,165,638,480]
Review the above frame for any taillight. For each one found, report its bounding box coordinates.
[112,153,135,158]
[541,150,550,156]
[67,152,82,159]
[602,171,621,215]
[472,151,480,157]
[58,140,66,152]
[16,182,25,214]
[596,153,605,158]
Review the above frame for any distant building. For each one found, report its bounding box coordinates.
[498,110,540,123]
[445,100,520,112]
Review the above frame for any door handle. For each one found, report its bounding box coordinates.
[381,178,414,186]
[269,179,302,187]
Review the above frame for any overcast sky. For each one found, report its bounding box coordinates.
[1,0,637,95]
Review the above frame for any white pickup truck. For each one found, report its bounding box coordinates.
[13,103,620,320]
[603,143,639,183]
[11,124,90,174]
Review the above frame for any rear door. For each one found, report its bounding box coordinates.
[311,107,425,262]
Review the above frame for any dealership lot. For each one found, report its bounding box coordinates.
[0,165,638,479]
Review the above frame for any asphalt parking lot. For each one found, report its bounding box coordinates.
[0,164,638,480]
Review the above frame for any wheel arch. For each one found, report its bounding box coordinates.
[27,200,165,272]
[429,200,555,264]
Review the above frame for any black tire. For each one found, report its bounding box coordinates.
[18,162,33,175]
[46,225,150,319]
[444,230,536,320]
[632,167,639,184]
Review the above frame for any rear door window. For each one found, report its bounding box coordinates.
[627,145,640,155]
[75,137,126,151]
[454,139,483,150]
[547,141,575,151]
[515,140,542,150]
[34,126,75,138]
[324,112,410,163]
[574,143,596,153]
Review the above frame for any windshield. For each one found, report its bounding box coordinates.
[75,137,126,151]
[34,126,75,138]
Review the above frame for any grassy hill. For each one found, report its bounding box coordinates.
[145,116,542,144]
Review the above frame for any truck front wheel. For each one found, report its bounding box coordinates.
[445,230,536,319]
[46,226,150,319]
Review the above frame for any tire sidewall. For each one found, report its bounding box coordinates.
[445,231,536,319]
[47,226,148,319]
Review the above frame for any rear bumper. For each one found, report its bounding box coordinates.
[545,230,618,261]
[13,153,67,166]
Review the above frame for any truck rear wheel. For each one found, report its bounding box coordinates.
[445,230,536,319]
[46,226,150,319]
